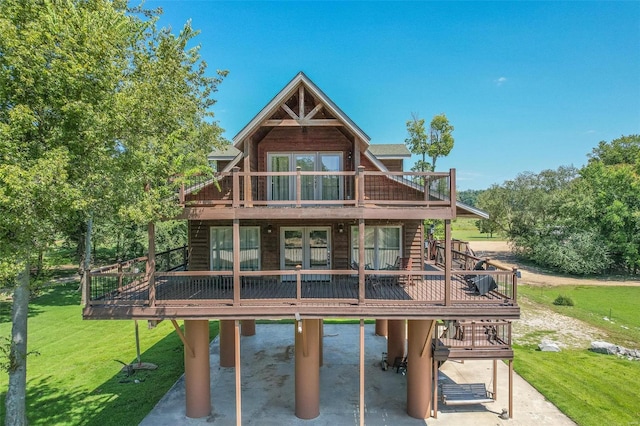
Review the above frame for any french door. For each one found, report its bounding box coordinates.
[268,153,342,201]
[281,227,331,280]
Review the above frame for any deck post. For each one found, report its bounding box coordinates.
[184,320,211,418]
[359,319,365,426]
[407,320,434,419]
[358,219,365,302]
[449,168,456,217]
[512,267,518,302]
[296,265,302,303]
[509,359,514,418]
[295,319,320,419]
[232,167,240,208]
[444,219,452,306]
[375,319,388,337]
[296,166,302,207]
[493,359,498,400]
[234,320,242,426]
[357,166,365,207]
[432,354,439,418]
[241,319,256,336]
[147,222,156,307]
[387,319,406,368]
[244,140,253,207]
[220,319,236,367]
[233,219,240,304]
[319,319,323,367]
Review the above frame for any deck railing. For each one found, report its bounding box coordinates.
[434,320,512,350]
[433,242,518,302]
[86,246,188,305]
[180,167,453,209]
[86,262,517,308]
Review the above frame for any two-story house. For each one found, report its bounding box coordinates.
[83,72,519,423]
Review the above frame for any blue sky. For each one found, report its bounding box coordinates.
[148,1,640,190]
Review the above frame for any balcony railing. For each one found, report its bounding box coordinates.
[432,242,518,302]
[86,262,518,309]
[179,166,454,209]
[434,320,512,350]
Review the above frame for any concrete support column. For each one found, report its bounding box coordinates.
[387,319,406,365]
[184,320,211,418]
[219,320,236,367]
[319,319,324,367]
[295,319,320,419]
[241,319,256,336]
[407,320,435,419]
[375,319,388,337]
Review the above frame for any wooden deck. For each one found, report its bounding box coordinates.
[84,265,519,320]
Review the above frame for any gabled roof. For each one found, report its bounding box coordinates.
[368,144,411,159]
[207,145,242,161]
[232,72,370,148]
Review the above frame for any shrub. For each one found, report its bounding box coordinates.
[553,295,574,306]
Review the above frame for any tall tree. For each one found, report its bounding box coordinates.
[427,113,454,171]
[405,113,455,172]
[405,113,430,172]
[0,1,226,423]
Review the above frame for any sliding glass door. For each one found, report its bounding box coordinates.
[268,152,342,201]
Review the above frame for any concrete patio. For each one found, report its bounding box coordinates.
[140,323,575,426]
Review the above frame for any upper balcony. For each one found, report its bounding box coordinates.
[179,167,457,221]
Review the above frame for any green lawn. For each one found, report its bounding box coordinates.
[451,218,502,241]
[0,282,219,425]
[514,285,640,425]
[514,345,640,426]
[519,285,640,346]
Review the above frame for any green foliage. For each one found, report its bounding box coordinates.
[515,286,640,425]
[457,189,483,207]
[519,285,640,346]
[513,347,640,426]
[405,113,454,171]
[552,294,574,306]
[477,135,640,276]
[0,283,220,425]
[0,1,226,421]
[427,113,454,171]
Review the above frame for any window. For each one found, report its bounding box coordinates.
[210,227,260,271]
[267,152,342,201]
[351,226,401,269]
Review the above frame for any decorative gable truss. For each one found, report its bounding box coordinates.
[264,85,342,128]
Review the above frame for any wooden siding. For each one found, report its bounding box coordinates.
[189,219,423,273]
[188,220,210,271]
[380,159,403,172]
[256,127,354,172]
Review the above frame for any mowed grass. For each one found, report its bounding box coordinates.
[519,285,640,346]
[0,282,219,425]
[451,218,502,241]
[515,285,640,425]
[513,346,640,425]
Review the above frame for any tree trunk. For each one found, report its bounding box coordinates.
[5,261,30,426]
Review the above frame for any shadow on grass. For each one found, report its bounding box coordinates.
[1,282,79,324]
[0,322,219,425]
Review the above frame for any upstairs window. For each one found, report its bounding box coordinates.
[267,152,342,201]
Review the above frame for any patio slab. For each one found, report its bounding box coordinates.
[140,323,575,426]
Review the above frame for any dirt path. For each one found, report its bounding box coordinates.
[469,240,640,287]
[468,241,638,348]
